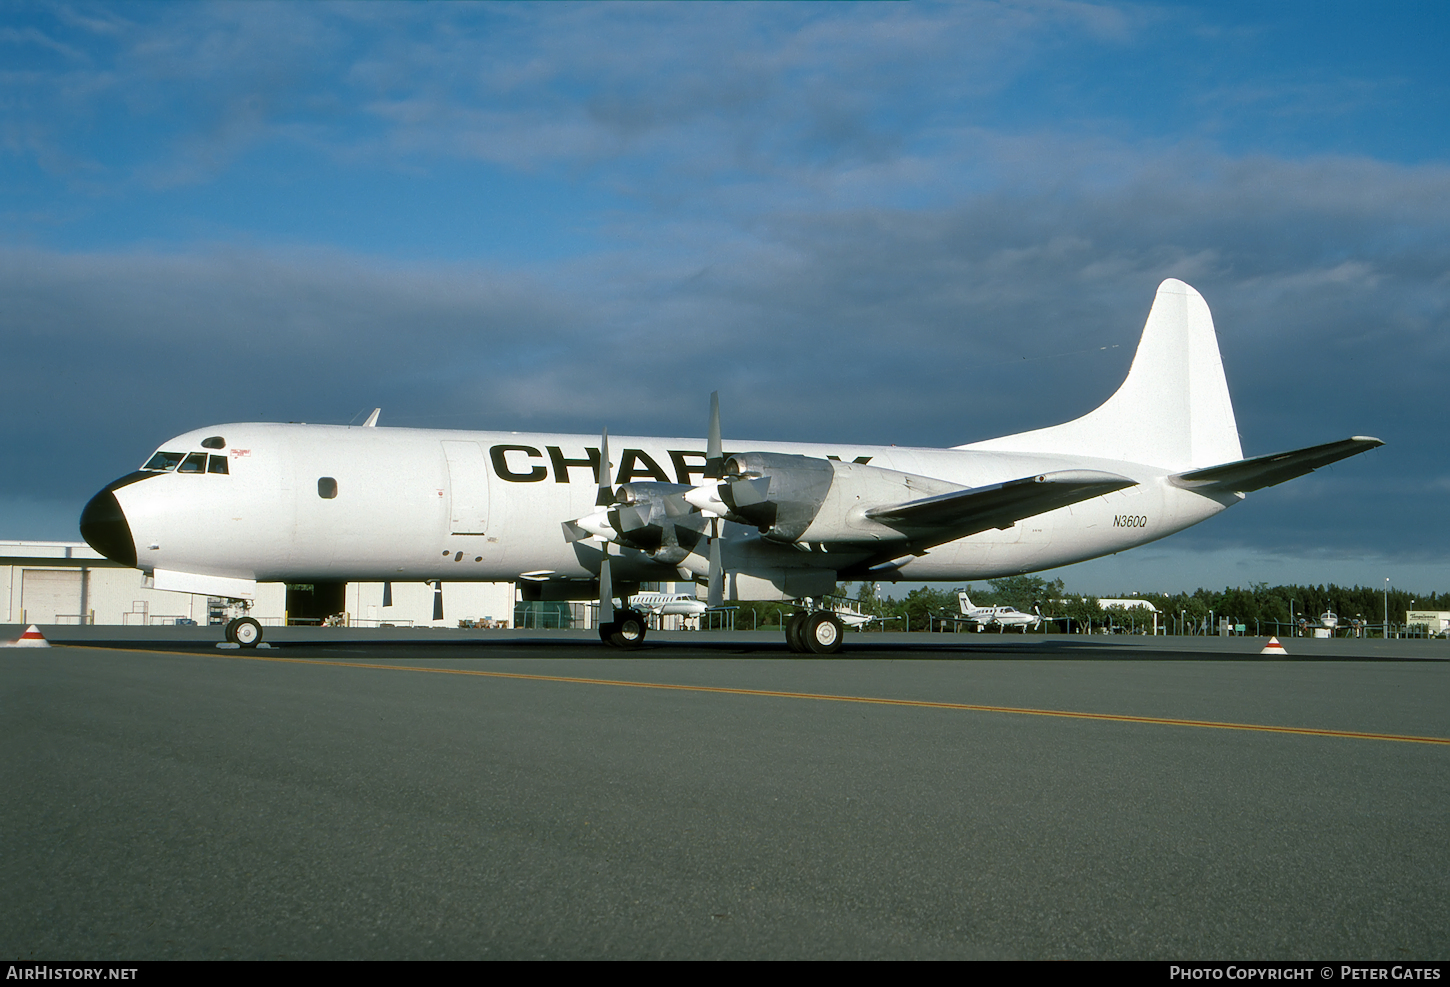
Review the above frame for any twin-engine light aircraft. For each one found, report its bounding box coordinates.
[79,280,1381,653]
[945,592,1043,633]
[626,592,709,623]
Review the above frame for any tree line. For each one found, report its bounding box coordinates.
[728,576,1449,636]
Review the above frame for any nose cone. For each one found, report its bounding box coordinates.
[80,487,137,568]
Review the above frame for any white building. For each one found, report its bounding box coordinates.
[2,541,513,630]
[1406,610,1450,637]
[1097,598,1160,635]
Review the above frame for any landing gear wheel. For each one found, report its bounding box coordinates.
[606,609,647,649]
[803,612,844,655]
[598,621,618,645]
[785,612,808,652]
[226,617,263,648]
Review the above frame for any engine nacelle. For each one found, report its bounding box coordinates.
[718,453,963,545]
[609,482,706,564]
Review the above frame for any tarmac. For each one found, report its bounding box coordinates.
[4,627,1448,959]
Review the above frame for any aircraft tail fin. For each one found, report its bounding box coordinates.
[957,280,1242,472]
[959,591,973,613]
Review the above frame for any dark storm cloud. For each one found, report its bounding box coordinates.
[4,138,1445,556]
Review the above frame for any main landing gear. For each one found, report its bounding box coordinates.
[599,608,647,649]
[224,616,263,648]
[785,608,844,655]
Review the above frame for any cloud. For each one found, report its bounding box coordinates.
[1,3,1445,575]
[5,2,1148,191]
[3,137,1445,561]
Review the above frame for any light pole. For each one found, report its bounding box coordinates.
[1385,577,1390,639]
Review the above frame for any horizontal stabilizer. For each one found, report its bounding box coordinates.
[1168,436,1383,494]
[866,469,1136,537]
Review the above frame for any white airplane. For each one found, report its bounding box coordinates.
[946,592,1042,632]
[78,279,1381,654]
[626,592,709,620]
[1300,609,1346,638]
[825,599,895,630]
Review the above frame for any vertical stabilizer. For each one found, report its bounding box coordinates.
[958,280,1242,471]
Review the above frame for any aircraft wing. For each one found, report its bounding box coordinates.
[1168,436,1383,495]
[864,469,1136,542]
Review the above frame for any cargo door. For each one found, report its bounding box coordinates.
[21,569,82,623]
[442,440,490,535]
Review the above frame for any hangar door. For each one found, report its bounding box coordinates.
[442,441,490,535]
[22,569,83,623]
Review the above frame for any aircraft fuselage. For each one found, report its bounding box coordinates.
[86,421,1232,591]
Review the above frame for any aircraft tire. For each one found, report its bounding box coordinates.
[785,612,807,652]
[227,617,263,648]
[803,612,844,655]
[609,609,647,649]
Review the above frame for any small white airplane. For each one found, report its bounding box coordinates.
[627,592,709,619]
[79,279,1381,654]
[945,592,1043,632]
[825,599,895,630]
[1300,609,1345,638]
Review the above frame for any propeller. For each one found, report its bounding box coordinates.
[705,391,723,480]
[703,392,725,609]
[597,426,615,625]
[596,426,615,507]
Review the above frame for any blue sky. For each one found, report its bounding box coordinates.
[2,1,1447,594]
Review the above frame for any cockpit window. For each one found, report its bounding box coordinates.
[207,455,230,474]
[201,436,226,449]
[142,452,185,472]
[178,452,208,473]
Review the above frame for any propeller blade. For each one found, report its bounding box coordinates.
[705,391,724,479]
[599,550,614,624]
[596,427,614,508]
[707,519,724,609]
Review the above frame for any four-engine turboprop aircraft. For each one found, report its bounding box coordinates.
[79,279,1381,653]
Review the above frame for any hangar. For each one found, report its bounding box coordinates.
[1,541,514,630]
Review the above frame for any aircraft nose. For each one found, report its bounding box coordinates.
[80,486,137,568]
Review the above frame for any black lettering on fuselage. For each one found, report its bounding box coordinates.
[669,450,708,485]
[490,445,548,482]
[1113,515,1148,528]
[617,449,671,484]
[547,446,601,484]
[490,447,879,484]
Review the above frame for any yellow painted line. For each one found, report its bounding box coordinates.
[59,644,1450,747]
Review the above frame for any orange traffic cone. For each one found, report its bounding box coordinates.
[1260,636,1287,655]
[7,624,51,648]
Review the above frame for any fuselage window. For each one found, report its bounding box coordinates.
[207,455,230,474]
[142,452,185,472]
[201,436,226,449]
[178,452,208,474]
[318,477,338,499]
